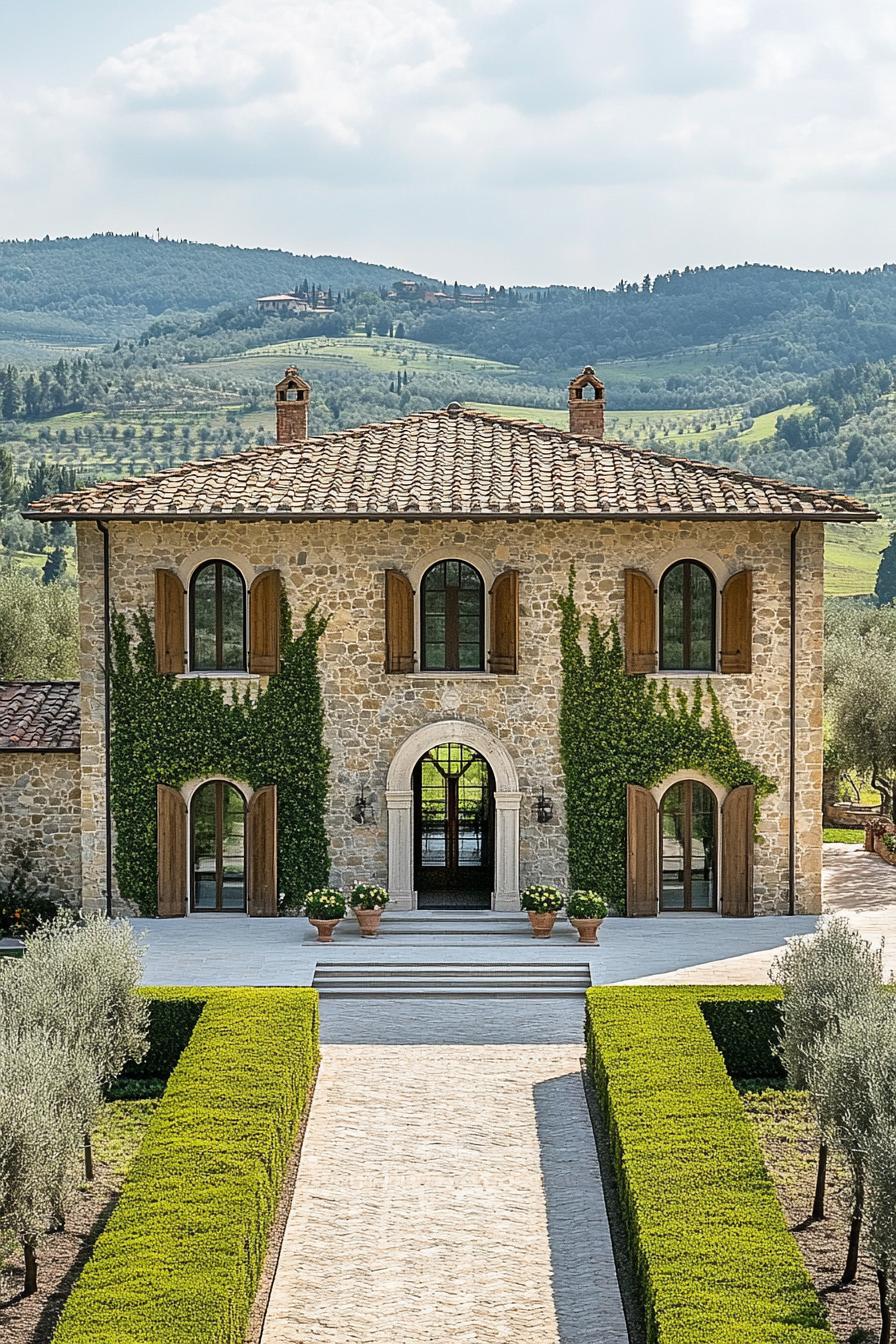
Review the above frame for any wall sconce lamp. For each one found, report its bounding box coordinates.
[352,783,375,825]
[535,786,554,824]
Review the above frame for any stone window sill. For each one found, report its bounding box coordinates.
[646,671,731,680]
[177,671,258,681]
[408,672,502,682]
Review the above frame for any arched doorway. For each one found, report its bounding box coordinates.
[660,780,717,911]
[386,719,520,911]
[414,744,494,909]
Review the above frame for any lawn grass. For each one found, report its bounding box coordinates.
[92,1097,160,1176]
[822,827,865,844]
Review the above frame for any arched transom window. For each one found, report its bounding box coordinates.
[191,780,247,912]
[189,560,246,672]
[660,780,717,912]
[660,560,716,672]
[420,560,485,671]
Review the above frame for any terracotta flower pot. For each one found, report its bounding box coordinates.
[570,916,604,945]
[527,910,557,939]
[352,906,384,938]
[309,917,340,943]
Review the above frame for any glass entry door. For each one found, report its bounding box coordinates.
[191,780,247,912]
[414,744,493,909]
[660,780,717,911]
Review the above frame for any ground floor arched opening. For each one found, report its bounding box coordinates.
[386,719,521,911]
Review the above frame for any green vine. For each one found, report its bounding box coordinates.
[109,596,330,915]
[558,572,775,912]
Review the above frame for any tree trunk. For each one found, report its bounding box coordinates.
[813,1141,828,1220]
[83,1132,94,1181]
[843,1181,863,1285]
[872,771,893,819]
[23,1239,37,1295]
[879,1269,892,1344]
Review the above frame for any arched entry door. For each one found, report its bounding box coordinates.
[414,743,494,909]
[660,780,717,911]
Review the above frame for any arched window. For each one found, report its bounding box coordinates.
[659,561,716,671]
[191,781,247,912]
[420,560,484,671]
[189,560,246,672]
[660,780,717,911]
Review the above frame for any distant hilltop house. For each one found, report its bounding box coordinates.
[256,291,334,316]
[12,363,878,925]
[384,280,496,308]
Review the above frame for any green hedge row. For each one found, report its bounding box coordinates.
[585,985,834,1344]
[119,993,205,1080]
[54,986,320,1344]
[699,997,785,1080]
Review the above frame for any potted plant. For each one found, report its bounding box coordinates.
[566,890,608,944]
[350,883,390,937]
[303,888,346,942]
[520,884,565,938]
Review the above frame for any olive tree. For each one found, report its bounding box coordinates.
[825,606,896,817]
[771,916,884,1218]
[0,1027,97,1294]
[0,914,148,1177]
[815,1003,896,1285]
[865,1123,896,1344]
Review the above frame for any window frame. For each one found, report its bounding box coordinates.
[659,779,718,912]
[659,559,717,672]
[419,559,485,672]
[189,779,247,913]
[188,559,247,673]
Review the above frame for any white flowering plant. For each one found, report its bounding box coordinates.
[567,890,608,920]
[302,888,346,920]
[520,884,565,914]
[350,884,390,910]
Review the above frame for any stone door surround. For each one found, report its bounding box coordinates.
[386,719,521,911]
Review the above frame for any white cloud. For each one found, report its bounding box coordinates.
[2,0,896,282]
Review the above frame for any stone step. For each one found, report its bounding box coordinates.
[312,962,592,998]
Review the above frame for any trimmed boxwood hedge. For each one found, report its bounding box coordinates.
[586,985,835,1344]
[53,986,319,1344]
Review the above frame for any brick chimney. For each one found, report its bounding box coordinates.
[568,366,605,439]
[275,367,311,443]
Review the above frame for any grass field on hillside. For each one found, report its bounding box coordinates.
[737,403,811,442]
[214,335,518,377]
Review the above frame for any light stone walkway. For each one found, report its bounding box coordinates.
[261,1046,628,1344]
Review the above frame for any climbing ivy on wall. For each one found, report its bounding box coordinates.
[109,597,330,916]
[558,573,775,912]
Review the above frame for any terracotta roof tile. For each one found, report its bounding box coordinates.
[24,407,876,522]
[0,682,80,752]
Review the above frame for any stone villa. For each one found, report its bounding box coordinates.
[4,366,876,920]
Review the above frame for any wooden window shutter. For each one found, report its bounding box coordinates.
[248,785,278,917]
[155,569,185,675]
[720,569,753,674]
[626,783,658,916]
[624,569,657,674]
[249,569,281,675]
[721,783,755,917]
[489,569,520,674]
[156,784,187,918]
[385,569,414,673]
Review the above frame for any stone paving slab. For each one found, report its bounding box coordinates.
[260,1046,628,1344]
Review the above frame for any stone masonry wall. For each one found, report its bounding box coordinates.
[75,516,826,916]
[0,751,82,907]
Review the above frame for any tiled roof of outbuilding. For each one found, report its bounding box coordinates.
[0,682,80,752]
[25,406,876,522]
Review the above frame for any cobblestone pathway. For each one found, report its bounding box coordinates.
[261,1045,628,1344]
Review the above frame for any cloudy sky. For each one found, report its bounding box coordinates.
[2,0,895,285]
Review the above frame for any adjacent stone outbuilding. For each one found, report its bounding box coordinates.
[0,681,82,908]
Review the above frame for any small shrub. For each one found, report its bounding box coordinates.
[303,887,346,919]
[350,883,390,910]
[520,884,565,913]
[567,890,608,919]
[0,841,58,936]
